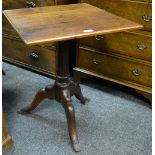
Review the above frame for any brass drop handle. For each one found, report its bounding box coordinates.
[95,35,104,41]
[26,1,36,8]
[29,52,39,60]
[142,15,152,22]
[93,58,102,65]
[137,44,147,51]
[132,69,142,76]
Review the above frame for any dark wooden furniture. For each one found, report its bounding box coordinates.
[3,3,142,152]
[75,0,152,104]
[2,1,62,151]
[3,0,152,105]
[2,111,12,149]
[2,0,77,78]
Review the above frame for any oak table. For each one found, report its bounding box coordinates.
[3,3,142,152]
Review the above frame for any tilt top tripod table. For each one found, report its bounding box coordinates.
[3,3,142,152]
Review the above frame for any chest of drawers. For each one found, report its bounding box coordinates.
[75,0,152,103]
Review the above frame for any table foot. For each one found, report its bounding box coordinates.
[18,88,47,114]
[74,85,86,104]
[73,142,81,152]
[70,81,89,104]
[62,101,80,152]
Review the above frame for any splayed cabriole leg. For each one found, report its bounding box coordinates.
[70,81,89,104]
[63,101,80,152]
[18,85,56,114]
[18,88,47,113]
[56,86,80,152]
[18,40,87,152]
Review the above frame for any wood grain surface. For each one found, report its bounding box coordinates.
[3,3,142,45]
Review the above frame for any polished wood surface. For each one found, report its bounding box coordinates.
[77,46,152,88]
[79,30,152,61]
[3,3,142,45]
[81,0,152,31]
[3,35,56,76]
[3,15,20,38]
[2,0,57,77]
[2,0,55,38]
[74,67,151,95]
[76,0,152,104]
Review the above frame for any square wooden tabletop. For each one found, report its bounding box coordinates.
[3,3,143,45]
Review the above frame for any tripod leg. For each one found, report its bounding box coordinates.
[18,88,47,114]
[74,83,89,104]
[63,101,80,152]
[59,88,80,152]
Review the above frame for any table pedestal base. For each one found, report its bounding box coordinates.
[18,40,88,152]
[19,80,87,152]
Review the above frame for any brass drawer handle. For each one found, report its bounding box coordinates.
[132,69,142,76]
[93,58,102,65]
[137,44,147,51]
[29,52,39,60]
[142,15,152,22]
[26,1,36,8]
[95,35,104,41]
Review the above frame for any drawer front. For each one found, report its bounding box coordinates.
[3,0,55,10]
[81,0,152,31]
[77,47,152,87]
[3,36,56,74]
[79,31,152,61]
